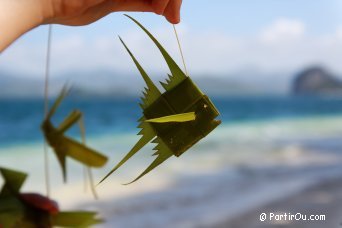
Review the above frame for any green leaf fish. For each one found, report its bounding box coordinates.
[41,87,108,182]
[100,15,221,185]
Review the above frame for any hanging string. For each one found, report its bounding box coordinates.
[43,25,53,197]
[79,117,99,200]
[172,24,188,76]
[43,25,97,199]
[83,165,88,193]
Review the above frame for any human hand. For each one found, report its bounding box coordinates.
[43,0,183,25]
[0,0,182,52]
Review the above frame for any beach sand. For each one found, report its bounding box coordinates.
[217,176,342,228]
[2,117,342,228]
[80,149,342,228]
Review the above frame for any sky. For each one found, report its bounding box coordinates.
[0,0,342,80]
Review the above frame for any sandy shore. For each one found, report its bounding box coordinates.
[216,176,342,228]
[2,117,342,228]
[80,159,342,228]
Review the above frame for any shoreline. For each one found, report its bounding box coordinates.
[217,175,342,228]
[1,114,342,227]
[77,158,342,228]
[1,113,342,151]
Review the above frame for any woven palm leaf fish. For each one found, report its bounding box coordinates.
[41,87,108,182]
[0,167,102,227]
[100,15,221,184]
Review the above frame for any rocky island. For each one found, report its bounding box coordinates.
[292,66,342,95]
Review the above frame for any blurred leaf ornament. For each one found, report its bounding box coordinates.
[41,87,108,198]
[42,87,108,182]
[0,167,103,227]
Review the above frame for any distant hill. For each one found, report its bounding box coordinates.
[0,72,44,98]
[0,69,290,98]
[292,66,342,95]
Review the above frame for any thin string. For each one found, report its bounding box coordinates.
[43,25,52,197]
[172,25,188,76]
[79,117,99,200]
[83,166,88,193]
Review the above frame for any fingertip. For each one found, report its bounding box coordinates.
[170,19,180,24]
[173,16,180,24]
[163,0,182,24]
[166,15,180,24]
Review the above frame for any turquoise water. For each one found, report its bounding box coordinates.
[2,95,342,228]
[1,95,342,213]
[0,95,342,147]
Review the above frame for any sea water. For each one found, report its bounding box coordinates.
[0,95,342,146]
[0,96,342,218]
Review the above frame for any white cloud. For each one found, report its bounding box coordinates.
[1,18,342,79]
[336,27,342,39]
[259,18,305,43]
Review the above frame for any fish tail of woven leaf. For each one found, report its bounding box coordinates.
[123,137,173,185]
[98,120,156,184]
